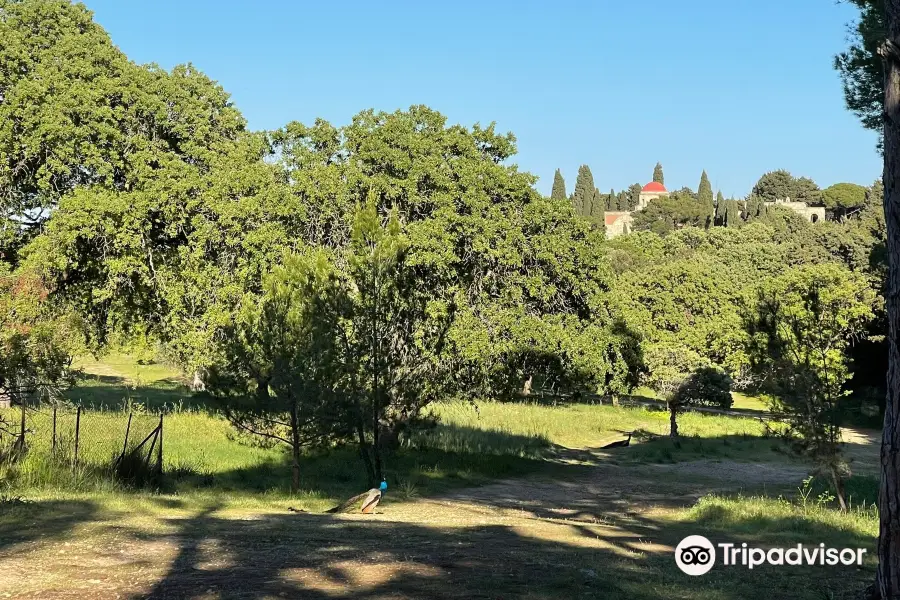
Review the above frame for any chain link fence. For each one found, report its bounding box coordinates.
[0,403,166,488]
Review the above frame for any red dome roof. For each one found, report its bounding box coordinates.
[642,182,667,193]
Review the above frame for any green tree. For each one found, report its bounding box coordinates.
[626,183,643,210]
[205,250,348,492]
[834,0,885,148]
[715,190,726,226]
[617,254,749,380]
[667,367,733,437]
[571,165,596,217]
[745,263,875,511]
[823,182,868,220]
[723,199,741,228]
[653,162,665,185]
[37,104,628,441]
[745,196,764,221]
[0,0,245,263]
[631,190,706,234]
[698,170,714,228]
[752,170,823,205]
[551,169,567,200]
[343,200,455,481]
[0,266,76,452]
[588,187,605,228]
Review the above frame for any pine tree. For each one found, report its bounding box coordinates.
[714,190,725,225]
[571,165,596,218]
[551,169,567,201]
[698,170,714,228]
[653,162,665,185]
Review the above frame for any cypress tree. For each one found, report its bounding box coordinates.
[629,183,642,210]
[551,169,567,200]
[724,199,740,227]
[590,187,605,227]
[571,165,596,218]
[698,170,714,228]
[714,190,725,225]
[653,162,665,185]
[746,195,764,220]
[608,188,616,211]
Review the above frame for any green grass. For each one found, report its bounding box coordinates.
[432,399,767,448]
[1,366,790,508]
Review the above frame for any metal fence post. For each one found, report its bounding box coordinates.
[117,412,133,466]
[157,414,163,474]
[73,406,81,469]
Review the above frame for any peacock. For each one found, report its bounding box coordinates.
[601,432,632,449]
[326,480,388,514]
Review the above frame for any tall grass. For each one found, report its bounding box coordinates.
[431,400,766,449]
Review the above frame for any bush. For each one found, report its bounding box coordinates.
[672,367,733,409]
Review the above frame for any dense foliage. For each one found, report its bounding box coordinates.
[0,0,885,487]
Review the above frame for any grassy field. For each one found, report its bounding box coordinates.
[0,354,883,599]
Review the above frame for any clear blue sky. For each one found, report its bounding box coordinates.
[83,0,881,198]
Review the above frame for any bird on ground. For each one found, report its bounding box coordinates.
[326,480,388,514]
[601,432,632,449]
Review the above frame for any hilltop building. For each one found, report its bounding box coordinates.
[604,181,669,239]
[763,198,824,223]
[603,181,825,240]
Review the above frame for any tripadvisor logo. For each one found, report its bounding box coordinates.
[674,535,867,576]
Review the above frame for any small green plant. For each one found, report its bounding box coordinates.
[797,476,815,509]
[390,479,419,501]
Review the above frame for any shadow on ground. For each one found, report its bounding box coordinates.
[64,374,204,411]
[0,496,869,600]
[0,499,101,552]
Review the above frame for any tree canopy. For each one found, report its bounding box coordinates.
[752,170,823,205]
[834,0,885,147]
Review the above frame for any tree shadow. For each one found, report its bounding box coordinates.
[163,424,559,500]
[0,499,102,553]
[109,495,876,599]
[64,373,209,411]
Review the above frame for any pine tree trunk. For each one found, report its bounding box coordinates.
[878,7,900,596]
[289,402,301,494]
[355,413,376,486]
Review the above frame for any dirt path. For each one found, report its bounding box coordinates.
[0,446,877,599]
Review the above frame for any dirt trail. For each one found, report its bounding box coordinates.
[0,446,878,599]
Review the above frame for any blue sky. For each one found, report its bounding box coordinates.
[83,0,880,198]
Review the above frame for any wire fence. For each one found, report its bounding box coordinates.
[0,403,165,486]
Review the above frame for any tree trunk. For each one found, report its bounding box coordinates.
[669,405,678,438]
[289,402,301,494]
[355,412,376,486]
[523,375,533,396]
[190,370,206,392]
[830,464,848,512]
[878,8,900,596]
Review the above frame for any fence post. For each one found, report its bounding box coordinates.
[157,414,163,474]
[18,394,26,450]
[52,405,57,453]
[73,406,81,469]
[117,412,133,466]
